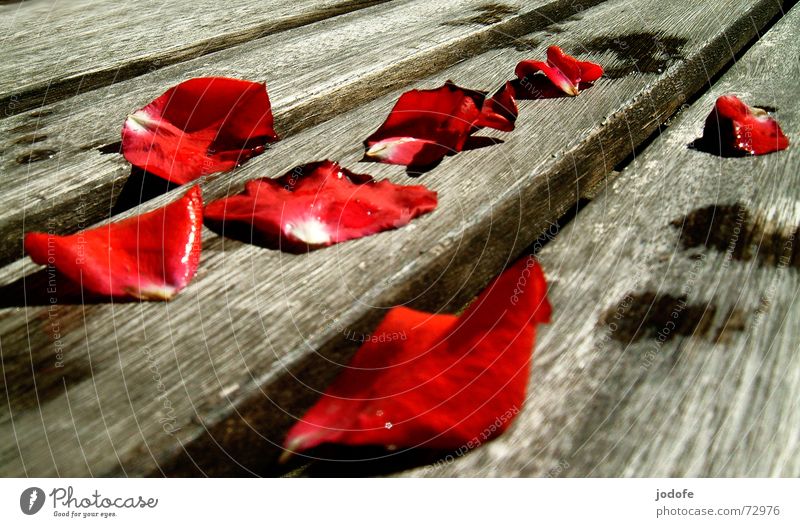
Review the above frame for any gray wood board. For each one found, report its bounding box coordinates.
[0,0,391,116]
[408,2,800,477]
[0,0,602,267]
[0,0,785,476]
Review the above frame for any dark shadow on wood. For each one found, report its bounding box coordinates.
[0,268,138,307]
[687,136,748,158]
[204,218,314,255]
[462,135,504,151]
[278,445,457,477]
[403,137,504,177]
[97,140,123,155]
[111,167,180,216]
[404,157,444,177]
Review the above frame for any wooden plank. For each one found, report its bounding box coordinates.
[0,0,391,117]
[0,0,785,477]
[0,0,602,268]
[409,2,800,477]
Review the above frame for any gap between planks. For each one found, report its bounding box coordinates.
[0,0,394,118]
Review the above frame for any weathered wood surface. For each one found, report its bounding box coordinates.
[0,0,389,117]
[0,0,601,267]
[409,2,800,477]
[0,0,788,476]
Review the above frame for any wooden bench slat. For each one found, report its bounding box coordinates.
[0,0,598,267]
[0,0,785,476]
[409,2,800,477]
[0,0,391,117]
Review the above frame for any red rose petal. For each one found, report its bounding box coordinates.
[24,186,203,301]
[515,45,603,96]
[702,95,790,156]
[204,160,437,252]
[474,81,518,132]
[363,81,512,167]
[282,256,551,457]
[122,77,278,184]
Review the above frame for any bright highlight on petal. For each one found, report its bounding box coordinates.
[363,81,516,168]
[24,186,204,301]
[121,77,278,184]
[204,160,437,252]
[701,95,789,156]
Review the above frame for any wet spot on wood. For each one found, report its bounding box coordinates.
[445,3,517,26]
[602,291,717,345]
[714,307,749,344]
[671,203,799,269]
[573,32,687,79]
[15,148,57,164]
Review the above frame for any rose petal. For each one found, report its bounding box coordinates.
[24,186,203,301]
[701,95,790,156]
[282,256,551,457]
[122,77,278,184]
[515,45,603,96]
[204,160,437,252]
[364,81,511,167]
[474,81,518,132]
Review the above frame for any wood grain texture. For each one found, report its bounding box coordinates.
[408,2,800,477]
[0,0,786,477]
[0,0,391,117]
[0,0,601,267]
